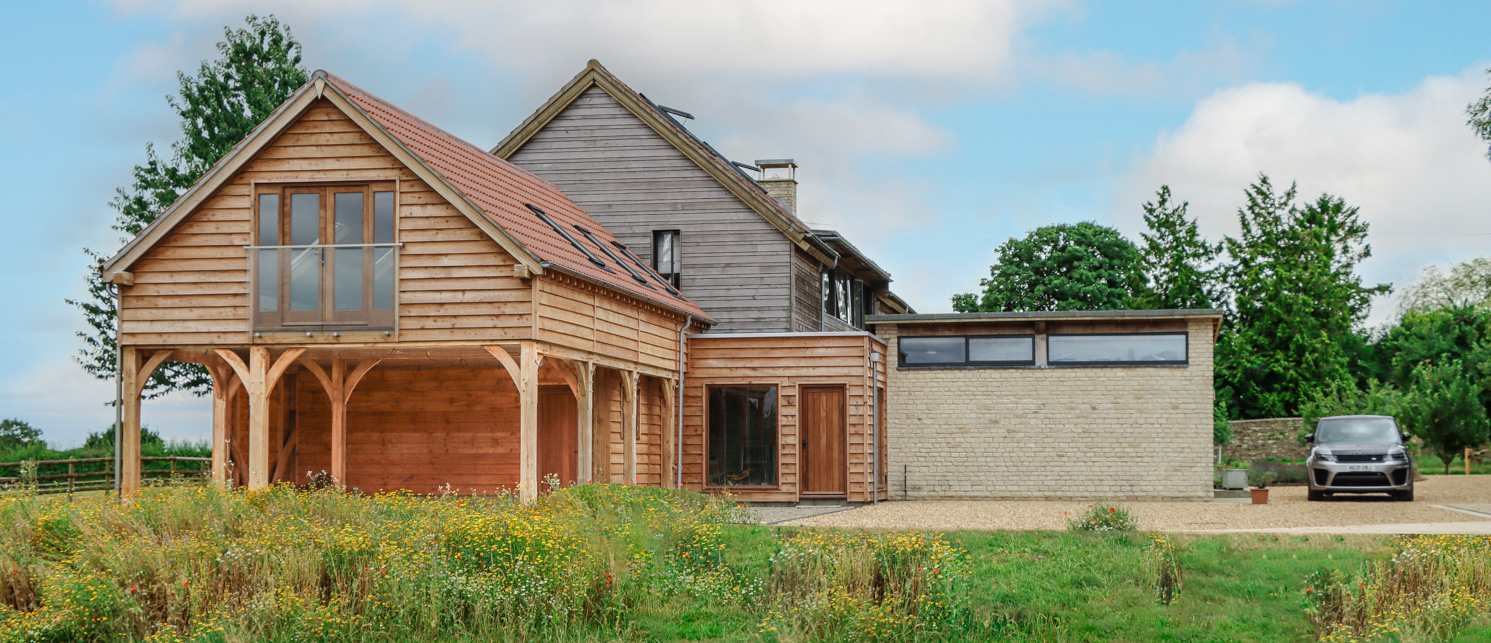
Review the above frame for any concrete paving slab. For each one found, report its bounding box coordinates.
[1193,521,1491,535]
[752,505,856,525]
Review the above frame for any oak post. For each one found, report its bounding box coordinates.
[577,363,594,483]
[246,347,271,490]
[622,371,638,485]
[519,342,540,501]
[120,347,142,495]
[205,363,235,487]
[662,378,676,489]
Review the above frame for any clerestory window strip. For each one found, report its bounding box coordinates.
[612,240,680,297]
[575,225,653,289]
[525,203,611,272]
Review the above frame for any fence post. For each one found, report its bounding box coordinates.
[68,459,75,496]
[170,456,177,478]
[1468,447,1473,476]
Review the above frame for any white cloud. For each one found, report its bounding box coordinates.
[1120,67,1491,322]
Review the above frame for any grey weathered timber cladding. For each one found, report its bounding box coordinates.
[508,87,793,333]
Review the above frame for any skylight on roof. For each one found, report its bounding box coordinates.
[611,240,680,297]
[525,204,611,273]
[573,225,652,289]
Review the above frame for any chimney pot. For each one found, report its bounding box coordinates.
[755,159,798,212]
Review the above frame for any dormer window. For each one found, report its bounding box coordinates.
[653,230,681,288]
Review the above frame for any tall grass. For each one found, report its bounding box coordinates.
[1306,535,1491,642]
[0,485,966,642]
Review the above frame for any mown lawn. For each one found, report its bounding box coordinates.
[0,485,1485,642]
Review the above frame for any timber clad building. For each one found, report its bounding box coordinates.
[102,61,1217,503]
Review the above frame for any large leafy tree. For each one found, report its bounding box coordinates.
[1370,306,1491,408]
[0,419,44,451]
[1134,185,1220,310]
[1469,66,1491,162]
[1216,175,1390,419]
[1397,257,1491,313]
[68,16,308,398]
[952,222,1146,312]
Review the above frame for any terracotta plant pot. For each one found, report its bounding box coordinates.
[1250,488,1269,505]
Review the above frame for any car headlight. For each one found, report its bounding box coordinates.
[1386,450,1407,462]
[1311,449,1334,462]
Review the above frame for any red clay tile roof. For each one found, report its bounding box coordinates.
[325,73,711,322]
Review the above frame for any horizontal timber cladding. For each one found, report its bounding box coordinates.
[118,98,534,347]
[681,333,888,503]
[878,318,1215,500]
[637,376,666,487]
[507,86,795,333]
[294,361,522,494]
[535,273,684,372]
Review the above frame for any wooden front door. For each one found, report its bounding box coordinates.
[800,386,846,496]
[538,387,578,490]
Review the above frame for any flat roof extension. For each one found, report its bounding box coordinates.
[868,309,1223,324]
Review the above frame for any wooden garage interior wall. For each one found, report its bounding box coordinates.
[681,333,887,503]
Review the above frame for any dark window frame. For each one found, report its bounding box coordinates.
[1045,331,1190,367]
[821,268,835,322]
[651,229,681,289]
[704,384,781,489]
[897,334,1037,369]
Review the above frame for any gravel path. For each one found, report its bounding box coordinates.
[780,476,1491,532]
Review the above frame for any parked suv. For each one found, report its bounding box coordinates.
[1305,415,1414,502]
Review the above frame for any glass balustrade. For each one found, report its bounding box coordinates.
[247,243,398,331]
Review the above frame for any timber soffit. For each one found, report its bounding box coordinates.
[490,59,840,267]
[101,70,711,323]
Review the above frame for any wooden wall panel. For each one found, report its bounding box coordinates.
[508,86,795,333]
[637,377,664,487]
[118,98,533,347]
[295,362,520,494]
[535,274,684,371]
[681,333,885,502]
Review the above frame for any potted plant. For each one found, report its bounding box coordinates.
[1248,469,1277,505]
[1219,454,1249,490]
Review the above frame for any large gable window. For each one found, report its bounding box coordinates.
[708,386,778,487]
[252,183,397,331]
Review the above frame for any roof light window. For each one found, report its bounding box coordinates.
[613,239,680,297]
[525,204,611,272]
[574,225,652,289]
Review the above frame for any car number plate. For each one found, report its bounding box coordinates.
[1347,465,1372,471]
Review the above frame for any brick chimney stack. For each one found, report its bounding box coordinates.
[755,159,797,212]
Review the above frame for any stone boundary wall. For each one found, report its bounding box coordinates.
[1227,417,1306,462]
[879,319,1215,500]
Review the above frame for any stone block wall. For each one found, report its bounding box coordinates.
[1226,417,1306,462]
[878,319,1215,499]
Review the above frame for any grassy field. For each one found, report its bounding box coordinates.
[0,485,1486,642]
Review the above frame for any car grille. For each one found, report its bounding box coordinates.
[1313,469,1329,486]
[1334,453,1387,463]
[1331,472,1391,487]
[1391,469,1409,486]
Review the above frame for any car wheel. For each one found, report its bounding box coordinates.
[1392,487,1414,502]
[1308,488,1327,502]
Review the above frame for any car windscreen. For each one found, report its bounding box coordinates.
[1315,417,1401,444]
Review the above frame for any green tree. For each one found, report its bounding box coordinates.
[1397,257,1491,313]
[1371,306,1491,413]
[1134,185,1221,310]
[0,419,44,451]
[1398,359,1490,474]
[1469,66,1491,161]
[952,222,1146,312]
[1298,379,1401,443]
[1216,176,1390,418]
[68,15,308,398]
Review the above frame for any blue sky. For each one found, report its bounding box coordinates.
[2,0,1489,448]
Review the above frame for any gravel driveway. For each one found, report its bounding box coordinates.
[779,476,1491,533]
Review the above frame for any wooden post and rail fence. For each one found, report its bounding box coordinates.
[0,456,210,496]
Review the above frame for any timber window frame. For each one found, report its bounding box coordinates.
[652,230,681,289]
[897,334,1037,369]
[705,384,780,488]
[1046,332,1189,366]
[250,182,398,332]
